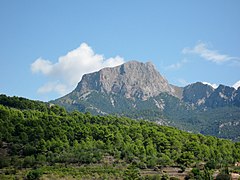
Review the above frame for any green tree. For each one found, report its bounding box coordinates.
[123,165,140,180]
[177,152,195,167]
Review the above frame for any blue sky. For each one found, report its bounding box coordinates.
[0,0,240,101]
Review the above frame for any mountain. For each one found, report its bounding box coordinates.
[182,82,214,107]
[53,61,240,141]
[183,83,240,108]
[71,61,177,100]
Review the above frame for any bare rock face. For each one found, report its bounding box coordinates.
[183,82,240,108]
[183,82,214,106]
[75,61,176,100]
[205,85,236,108]
[233,87,240,107]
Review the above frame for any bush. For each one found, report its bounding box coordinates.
[36,154,46,165]
[123,165,140,180]
[178,165,186,173]
[137,162,147,169]
[170,177,180,180]
[143,174,161,180]
[4,168,17,175]
[205,160,217,170]
[191,168,201,177]
[161,173,170,180]
[146,156,157,168]
[25,169,43,180]
[23,156,36,168]
[0,156,10,168]
[216,173,231,180]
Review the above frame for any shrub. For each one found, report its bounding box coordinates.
[23,155,35,168]
[170,177,180,180]
[216,173,231,180]
[25,169,43,180]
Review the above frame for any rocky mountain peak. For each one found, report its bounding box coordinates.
[183,82,214,105]
[182,82,240,108]
[75,61,175,100]
[205,84,236,107]
[52,61,240,141]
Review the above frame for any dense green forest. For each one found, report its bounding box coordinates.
[0,94,240,179]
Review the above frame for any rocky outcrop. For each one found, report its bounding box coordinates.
[205,85,236,108]
[183,82,240,108]
[75,61,176,100]
[183,82,214,106]
[56,62,240,110]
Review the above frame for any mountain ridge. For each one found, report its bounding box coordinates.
[52,61,240,141]
[74,61,178,100]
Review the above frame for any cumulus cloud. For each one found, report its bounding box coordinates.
[31,58,53,75]
[31,43,125,95]
[233,80,240,89]
[165,59,187,70]
[182,42,240,64]
[202,82,218,89]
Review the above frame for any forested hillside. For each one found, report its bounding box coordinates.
[0,95,240,179]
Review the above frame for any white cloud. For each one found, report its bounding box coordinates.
[177,78,189,86]
[165,59,187,70]
[31,58,53,75]
[202,82,218,89]
[182,42,240,64]
[37,81,68,95]
[233,80,240,89]
[31,43,125,95]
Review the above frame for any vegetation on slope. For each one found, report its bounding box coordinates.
[54,92,240,141]
[0,94,240,179]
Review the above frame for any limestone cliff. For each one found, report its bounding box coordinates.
[75,61,176,100]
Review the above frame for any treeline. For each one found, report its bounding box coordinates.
[0,94,240,171]
[0,94,47,111]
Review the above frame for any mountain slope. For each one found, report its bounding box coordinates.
[76,61,177,99]
[183,82,240,108]
[52,61,240,141]
[182,82,214,107]
[1,96,240,179]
